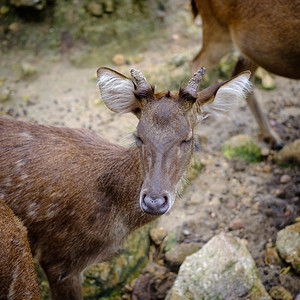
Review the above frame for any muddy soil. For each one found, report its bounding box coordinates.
[1,0,299,298]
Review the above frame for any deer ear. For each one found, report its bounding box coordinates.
[196,71,252,119]
[97,67,140,115]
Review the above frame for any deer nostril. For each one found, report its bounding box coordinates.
[140,192,170,215]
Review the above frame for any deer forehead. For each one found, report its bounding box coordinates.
[138,98,191,140]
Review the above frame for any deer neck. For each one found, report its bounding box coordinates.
[96,144,157,230]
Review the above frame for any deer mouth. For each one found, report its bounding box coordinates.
[139,190,173,215]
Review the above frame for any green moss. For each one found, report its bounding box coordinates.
[222,136,261,163]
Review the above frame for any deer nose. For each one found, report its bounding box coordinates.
[140,192,170,215]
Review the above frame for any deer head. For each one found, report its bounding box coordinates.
[97,67,251,215]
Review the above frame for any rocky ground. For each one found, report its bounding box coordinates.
[0,0,299,299]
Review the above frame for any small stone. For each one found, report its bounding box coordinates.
[165,242,201,269]
[104,0,114,13]
[8,22,19,32]
[275,188,286,199]
[93,98,101,106]
[261,147,270,156]
[0,5,9,14]
[86,2,103,17]
[263,165,271,173]
[0,87,14,102]
[252,202,260,211]
[21,62,37,78]
[256,68,276,90]
[241,197,251,206]
[269,286,292,300]
[149,227,167,246]
[276,139,300,165]
[10,0,46,10]
[112,54,126,66]
[182,230,190,236]
[163,231,177,252]
[229,217,245,231]
[280,175,292,184]
[265,242,281,265]
[172,34,180,41]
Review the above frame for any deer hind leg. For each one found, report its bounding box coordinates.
[232,55,284,149]
[190,17,233,74]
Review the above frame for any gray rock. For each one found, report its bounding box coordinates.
[150,227,167,245]
[276,222,300,273]
[166,232,271,300]
[276,139,300,166]
[10,0,46,10]
[164,242,201,270]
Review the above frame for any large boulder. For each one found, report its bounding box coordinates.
[166,232,271,300]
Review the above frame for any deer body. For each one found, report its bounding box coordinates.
[191,0,300,147]
[0,200,39,299]
[0,67,251,299]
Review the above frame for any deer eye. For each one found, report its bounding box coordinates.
[133,133,144,146]
[181,137,193,146]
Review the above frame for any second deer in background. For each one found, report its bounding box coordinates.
[190,0,300,149]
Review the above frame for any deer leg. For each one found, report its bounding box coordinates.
[190,19,233,74]
[232,56,284,149]
[42,266,83,300]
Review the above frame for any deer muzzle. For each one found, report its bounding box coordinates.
[140,190,174,215]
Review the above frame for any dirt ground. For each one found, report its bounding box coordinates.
[0,0,299,298]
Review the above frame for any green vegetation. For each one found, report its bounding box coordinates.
[222,135,262,163]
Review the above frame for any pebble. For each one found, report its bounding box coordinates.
[269,286,292,300]
[280,175,292,184]
[229,217,245,231]
[164,242,201,269]
[112,54,126,66]
[21,62,37,78]
[261,147,270,156]
[275,188,286,199]
[149,227,167,246]
[265,242,281,265]
[262,164,271,173]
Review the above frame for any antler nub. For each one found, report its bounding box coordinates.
[186,67,206,93]
[130,69,148,85]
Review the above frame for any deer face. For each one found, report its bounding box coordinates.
[97,67,251,215]
[134,93,195,215]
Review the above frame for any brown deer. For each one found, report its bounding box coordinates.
[0,200,39,299]
[0,67,251,299]
[190,0,300,149]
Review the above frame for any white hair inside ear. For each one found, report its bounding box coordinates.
[201,72,252,119]
[97,68,137,114]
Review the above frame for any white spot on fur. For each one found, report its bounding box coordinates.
[8,264,20,298]
[15,160,26,169]
[19,131,33,138]
[20,174,29,180]
[3,177,12,187]
[27,202,38,218]
[97,70,137,114]
[201,72,252,119]
[46,202,58,218]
